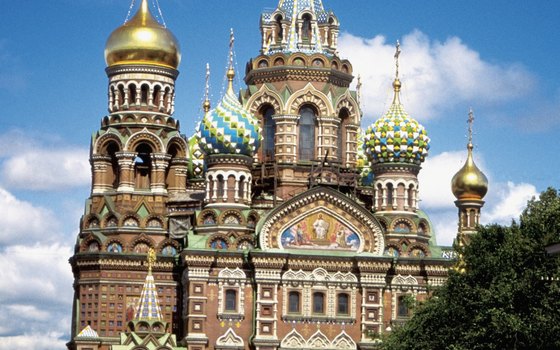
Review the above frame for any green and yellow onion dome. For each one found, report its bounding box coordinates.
[451,143,488,200]
[356,128,373,185]
[197,70,261,156]
[105,0,181,69]
[187,133,205,178]
[364,79,430,165]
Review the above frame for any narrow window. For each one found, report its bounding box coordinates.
[397,295,410,317]
[302,14,312,41]
[298,106,316,161]
[312,292,325,314]
[134,143,152,189]
[225,290,237,312]
[337,293,349,315]
[337,108,349,163]
[262,106,276,161]
[217,175,225,198]
[288,291,300,313]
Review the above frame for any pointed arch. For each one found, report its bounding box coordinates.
[125,128,165,153]
[216,328,244,348]
[286,83,333,116]
[307,330,329,348]
[246,84,283,116]
[332,331,357,349]
[280,329,306,349]
[259,187,384,255]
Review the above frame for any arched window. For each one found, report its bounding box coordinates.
[238,175,245,200]
[106,142,120,189]
[387,183,394,207]
[298,106,316,161]
[275,15,283,42]
[217,175,225,199]
[262,106,276,161]
[312,292,325,314]
[302,14,312,41]
[337,293,349,315]
[134,143,152,190]
[408,185,415,208]
[337,108,350,163]
[129,84,137,105]
[225,289,237,312]
[141,84,149,105]
[288,291,300,313]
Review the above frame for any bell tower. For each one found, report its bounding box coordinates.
[69,1,186,346]
[243,0,361,201]
[451,110,488,245]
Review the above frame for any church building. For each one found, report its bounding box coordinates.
[68,0,489,349]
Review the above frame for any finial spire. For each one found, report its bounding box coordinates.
[227,28,235,93]
[203,63,211,113]
[392,40,402,104]
[394,40,401,79]
[147,248,156,274]
[467,108,475,147]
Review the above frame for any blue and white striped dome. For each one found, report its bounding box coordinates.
[197,74,261,156]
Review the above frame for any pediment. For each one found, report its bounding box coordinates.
[259,187,384,255]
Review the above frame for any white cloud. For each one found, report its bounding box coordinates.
[0,243,73,344]
[0,187,60,245]
[418,150,466,209]
[338,30,536,123]
[483,181,538,225]
[1,148,90,190]
[0,333,67,350]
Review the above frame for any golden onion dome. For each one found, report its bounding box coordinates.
[104,0,181,69]
[451,143,488,200]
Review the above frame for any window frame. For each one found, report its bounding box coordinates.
[224,289,237,312]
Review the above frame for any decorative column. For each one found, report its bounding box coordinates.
[91,155,111,194]
[273,115,298,163]
[167,158,188,193]
[116,151,135,192]
[150,153,171,194]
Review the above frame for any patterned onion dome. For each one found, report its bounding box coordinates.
[364,79,430,165]
[451,143,488,200]
[356,128,373,186]
[197,69,261,156]
[105,0,181,69]
[187,133,205,178]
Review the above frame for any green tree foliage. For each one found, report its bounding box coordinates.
[383,188,560,350]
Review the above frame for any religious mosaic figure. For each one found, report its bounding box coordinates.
[313,214,329,240]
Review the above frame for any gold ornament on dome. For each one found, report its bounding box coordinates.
[451,110,488,200]
[105,0,181,69]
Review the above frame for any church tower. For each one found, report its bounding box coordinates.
[451,110,488,245]
[364,43,433,258]
[69,1,186,347]
[243,0,361,200]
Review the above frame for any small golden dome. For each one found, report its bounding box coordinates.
[451,143,488,200]
[105,0,181,69]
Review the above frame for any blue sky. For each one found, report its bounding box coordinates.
[0,1,559,349]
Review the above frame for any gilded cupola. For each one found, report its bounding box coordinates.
[451,110,488,200]
[105,0,181,69]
